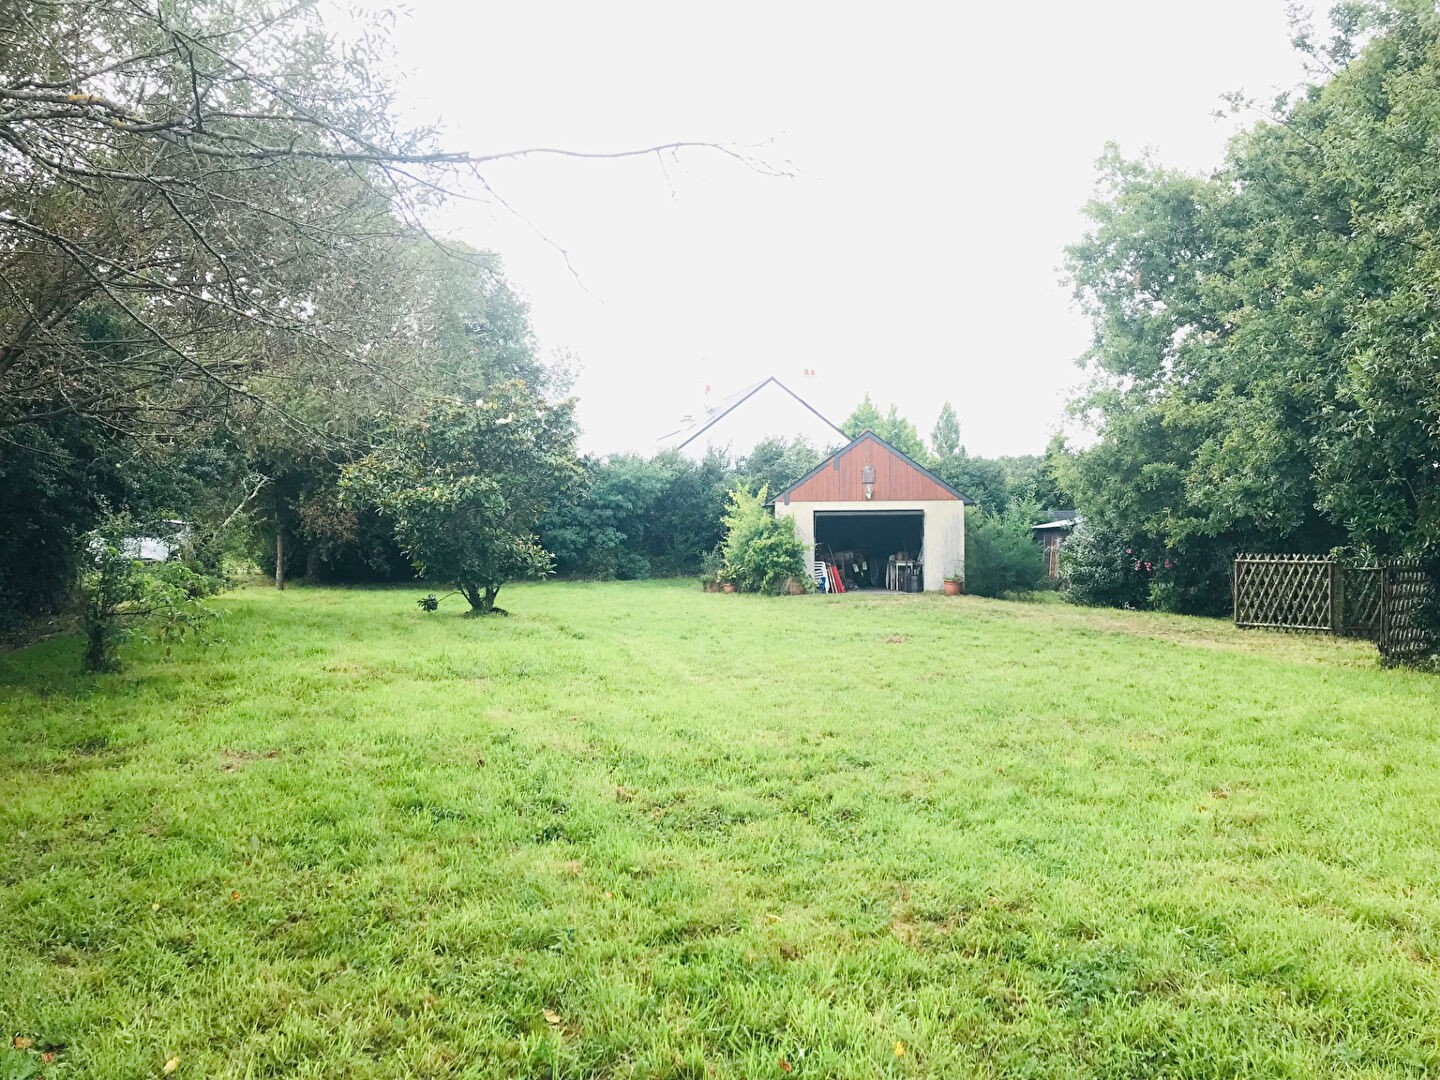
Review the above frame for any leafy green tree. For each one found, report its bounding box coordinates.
[736,437,823,496]
[931,402,962,460]
[936,454,1009,513]
[240,256,559,589]
[842,394,885,440]
[1032,435,1077,512]
[0,2,593,443]
[538,439,824,582]
[342,385,579,614]
[879,406,929,462]
[1061,1,1440,612]
[644,449,737,575]
[842,397,929,461]
[540,454,675,579]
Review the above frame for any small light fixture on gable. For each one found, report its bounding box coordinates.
[862,464,875,500]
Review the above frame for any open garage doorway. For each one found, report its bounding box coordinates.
[813,510,924,589]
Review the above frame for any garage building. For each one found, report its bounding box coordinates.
[772,431,974,592]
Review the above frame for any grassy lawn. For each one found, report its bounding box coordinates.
[3,581,1440,1078]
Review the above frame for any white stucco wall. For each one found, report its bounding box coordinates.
[775,500,966,592]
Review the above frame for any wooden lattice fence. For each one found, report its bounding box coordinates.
[1341,566,1385,639]
[1379,560,1436,664]
[1234,555,1437,661]
[1234,555,1337,632]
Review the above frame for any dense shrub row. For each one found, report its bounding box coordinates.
[538,439,823,581]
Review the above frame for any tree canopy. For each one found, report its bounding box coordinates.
[1063,0,1440,611]
[931,402,962,460]
[842,394,928,461]
[0,1,595,630]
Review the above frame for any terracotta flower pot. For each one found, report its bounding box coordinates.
[785,577,806,595]
[943,578,963,596]
[721,582,736,594]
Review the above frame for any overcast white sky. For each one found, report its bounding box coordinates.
[364,1,1310,458]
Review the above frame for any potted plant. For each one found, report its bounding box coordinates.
[943,565,964,596]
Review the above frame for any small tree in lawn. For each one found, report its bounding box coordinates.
[344,383,578,615]
[80,517,213,673]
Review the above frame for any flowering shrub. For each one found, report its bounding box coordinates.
[1060,522,1150,608]
[1060,521,1233,614]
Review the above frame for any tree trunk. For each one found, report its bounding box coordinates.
[82,622,116,674]
[275,526,286,590]
[461,583,501,614]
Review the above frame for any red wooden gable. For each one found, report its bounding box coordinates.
[780,433,967,504]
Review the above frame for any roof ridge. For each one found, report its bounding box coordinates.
[669,375,847,452]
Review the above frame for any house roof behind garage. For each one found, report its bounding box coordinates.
[773,431,976,505]
[658,376,848,452]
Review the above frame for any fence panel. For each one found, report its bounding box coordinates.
[1234,555,1335,631]
[1341,566,1385,640]
[1235,556,1435,661]
[1378,561,1434,663]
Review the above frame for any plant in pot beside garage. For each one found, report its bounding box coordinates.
[943,564,964,596]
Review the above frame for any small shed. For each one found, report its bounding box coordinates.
[1031,511,1079,579]
[772,431,974,592]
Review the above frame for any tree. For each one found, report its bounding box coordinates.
[643,448,736,574]
[1032,435,1076,512]
[238,252,561,589]
[1,1,440,438]
[539,453,678,580]
[841,396,929,462]
[342,384,579,614]
[931,402,962,460]
[537,443,803,581]
[842,394,884,440]
[1061,1,1440,612]
[736,437,823,497]
[879,405,929,462]
[935,454,1008,513]
[0,1,730,439]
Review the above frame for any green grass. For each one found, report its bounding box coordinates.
[3,581,1440,1079]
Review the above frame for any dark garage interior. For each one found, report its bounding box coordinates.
[813,510,923,589]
